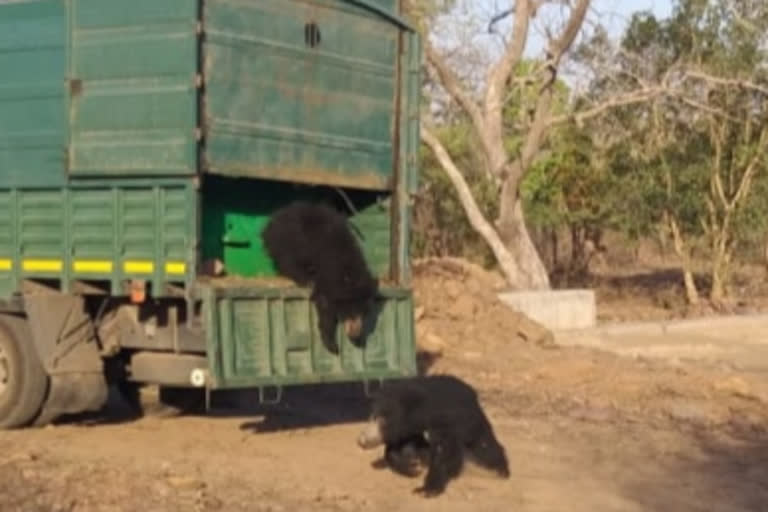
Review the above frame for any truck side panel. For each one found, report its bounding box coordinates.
[202,0,401,191]
[0,0,68,189]
[0,181,197,298]
[68,0,199,176]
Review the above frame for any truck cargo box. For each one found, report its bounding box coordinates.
[0,0,421,427]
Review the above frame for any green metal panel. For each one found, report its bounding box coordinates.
[0,180,197,297]
[199,283,417,389]
[202,0,401,191]
[0,0,68,188]
[350,0,398,17]
[0,0,422,388]
[67,0,199,176]
[201,176,393,278]
[396,30,422,283]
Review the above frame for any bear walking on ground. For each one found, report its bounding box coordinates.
[261,200,379,355]
[357,374,510,497]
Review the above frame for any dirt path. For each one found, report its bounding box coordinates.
[1,259,767,512]
[1,369,767,512]
[556,314,768,376]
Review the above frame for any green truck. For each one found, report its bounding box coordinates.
[0,0,421,428]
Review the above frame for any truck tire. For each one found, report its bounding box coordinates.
[0,315,49,429]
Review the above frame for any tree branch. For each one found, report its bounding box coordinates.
[546,86,666,127]
[684,69,768,97]
[424,40,486,140]
[732,127,768,206]
[674,93,742,122]
[547,0,591,68]
[487,0,591,176]
[482,0,533,173]
[420,122,523,286]
[488,7,514,33]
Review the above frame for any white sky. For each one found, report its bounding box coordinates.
[432,0,674,89]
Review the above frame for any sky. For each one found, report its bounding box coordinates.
[524,0,674,57]
[433,0,675,89]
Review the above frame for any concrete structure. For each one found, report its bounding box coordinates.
[498,289,597,331]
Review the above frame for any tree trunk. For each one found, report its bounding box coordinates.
[497,182,551,290]
[709,230,733,304]
[682,268,700,306]
[550,228,559,270]
[710,267,725,303]
[421,125,526,287]
[763,236,768,275]
[667,213,700,305]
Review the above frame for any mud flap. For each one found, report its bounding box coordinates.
[32,373,109,426]
[23,293,108,425]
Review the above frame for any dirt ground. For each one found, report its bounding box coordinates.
[1,258,768,512]
[587,263,768,323]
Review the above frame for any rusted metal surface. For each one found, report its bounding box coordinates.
[198,281,417,389]
[202,0,401,191]
[127,352,209,387]
[0,0,68,188]
[67,0,199,176]
[204,161,394,191]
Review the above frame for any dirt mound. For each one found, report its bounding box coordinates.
[409,258,768,436]
[411,257,555,354]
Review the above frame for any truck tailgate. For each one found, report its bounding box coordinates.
[196,282,417,389]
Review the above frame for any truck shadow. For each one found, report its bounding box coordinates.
[231,382,373,433]
[53,348,440,431]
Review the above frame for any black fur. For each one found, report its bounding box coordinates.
[368,375,510,497]
[384,434,431,478]
[261,201,379,354]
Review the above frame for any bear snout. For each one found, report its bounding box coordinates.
[357,421,383,449]
[344,316,364,339]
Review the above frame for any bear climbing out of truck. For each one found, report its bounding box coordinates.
[261,200,379,355]
[357,374,510,497]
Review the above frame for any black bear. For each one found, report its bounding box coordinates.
[261,201,379,355]
[357,374,510,497]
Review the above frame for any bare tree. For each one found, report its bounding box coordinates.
[414,0,664,289]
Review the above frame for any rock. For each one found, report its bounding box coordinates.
[51,499,77,512]
[419,333,445,354]
[664,400,721,425]
[166,475,205,490]
[713,376,753,399]
[515,314,556,348]
[414,306,426,322]
[2,452,38,466]
[444,281,462,299]
[200,494,223,510]
[20,468,38,480]
[447,295,476,320]
[153,482,170,498]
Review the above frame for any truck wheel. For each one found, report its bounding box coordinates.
[0,315,48,429]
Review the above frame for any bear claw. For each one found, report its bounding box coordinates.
[413,486,442,498]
